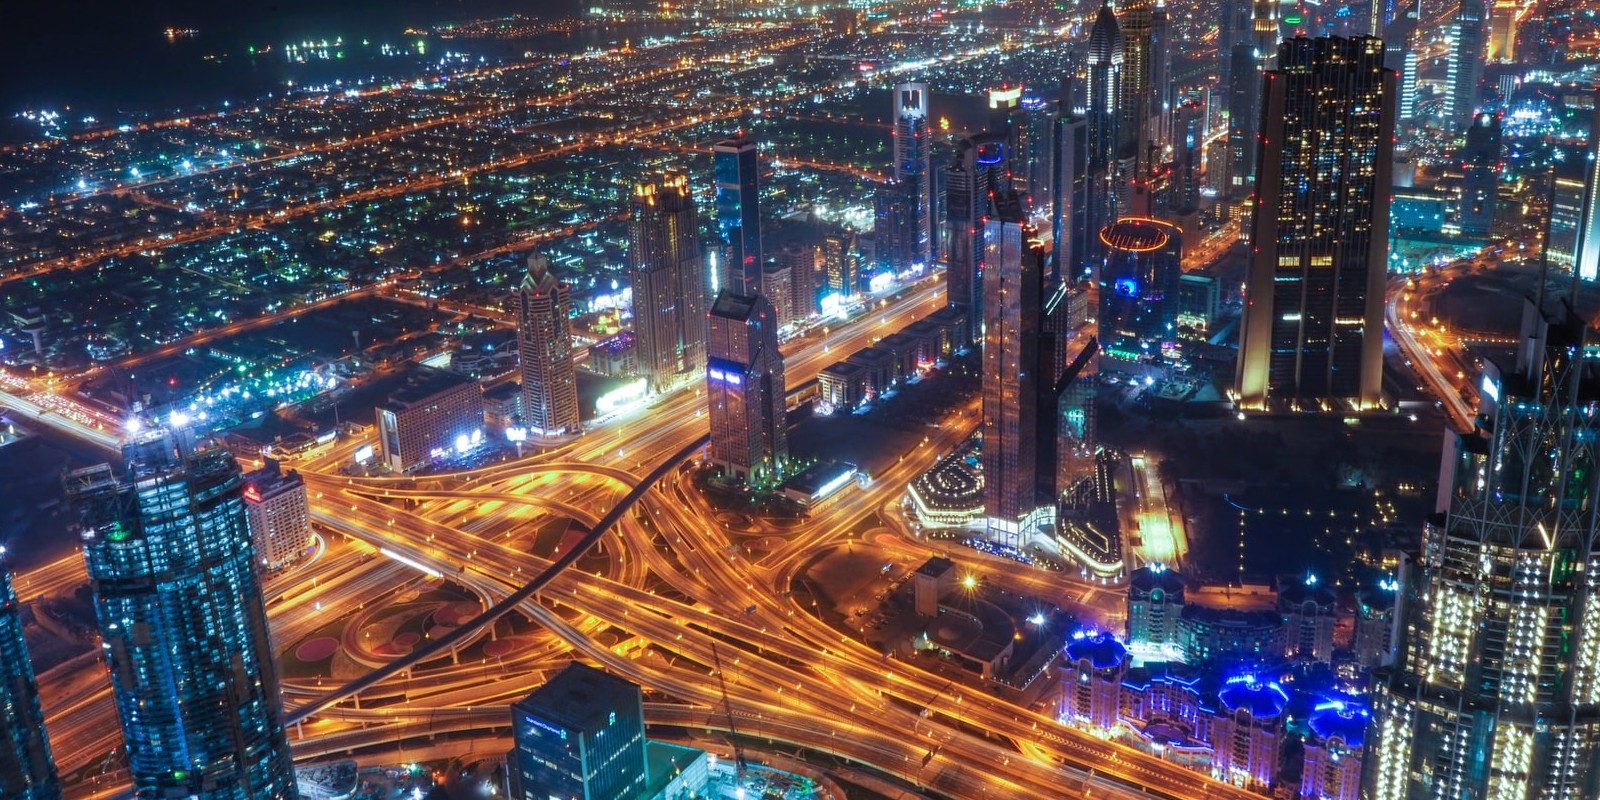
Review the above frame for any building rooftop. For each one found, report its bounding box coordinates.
[379,364,479,411]
[1306,698,1369,749]
[1065,630,1127,671]
[511,662,637,734]
[709,292,759,321]
[778,461,857,499]
[242,458,303,496]
[916,556,955,579]
[1216,675,1289,721]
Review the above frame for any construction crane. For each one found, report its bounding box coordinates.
[709,641,748,784]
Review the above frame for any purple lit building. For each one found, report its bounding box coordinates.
[1209,675,1286,789]
[1301,699,1366,800]
[1060,631,1128,733]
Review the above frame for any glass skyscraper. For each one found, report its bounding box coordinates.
[1364,299,1600,800]
[516,255,582,435]
[628,173,706,393]
[0,553,61,800]
[1234,36,1394,411]
[713,134,763,297]
[705,291,787,486]
[67,430,298,800]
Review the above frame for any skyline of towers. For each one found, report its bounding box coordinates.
[892,82,934,267]
[515,255,582,436]
[713,135,763,297]
[1363,299,1600,799]
[628,173,707,393]
[67,430,298,800]
[705,291,788,486]
[1235,36,1395,411]
[0,552,60,800]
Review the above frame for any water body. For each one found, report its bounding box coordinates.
[0,0,604,136]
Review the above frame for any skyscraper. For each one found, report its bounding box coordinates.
[822,227,860,299]
[1053,110,1092,279]
[1444,0,1486,130]
[1575,99,1600,282]
[67,430,298,800]
[510,662,648,800]
[1226,0,1279,209]
[0,552,60,800]
[875,178,919,275]
[943,138,991,339]
[1117,0,1170,178]
[1363,299,1600,800]
[713,135,762,297]
[1235,36,1394,411]
[972,192,1049,544]
[629,173,706,392]
[1085,3,1124,254]
[516,255,581,435]
[706,291,787,485]
[893,82,934,266]
[1456,113,1501,238]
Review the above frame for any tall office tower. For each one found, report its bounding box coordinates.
[1227,0,1279,208]
[628,173,706,392]
[822,227,860,298]
[1363,300,1600,800]
[981,192,1063,546]
[1085,3,1124,252]
[1444,0,1486,130]
[1053,111,1092,280]
[1170,99,1204,214]
[944,139,991,339]
[509,662,648,800]
[1218,0,1256,92]
[1117,0,1171,174]
[67,431,297,800]
[713,134,762,297]
[893,82,934,266]
[1486,0,1517,62]
[875,178,919,274]
[1097,218,1183,363]
[1235,37,1394,411]
[516,255,581,435]
[1548,172,1586,276]
[0,554,60,800]
[1456,113,1501,238]
[705,292,787,485]
[986,84,1027,197]
[1382,24,1417,122]
[1576,101,1600,282]
[241,458,312,570]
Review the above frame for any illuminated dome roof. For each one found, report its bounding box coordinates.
[1099,218,1173,253]
[1217,676,1289,720]
[1307,699,1369,749]
[1065,630,1127,670]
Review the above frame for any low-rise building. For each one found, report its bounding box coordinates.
[375,364,484,473]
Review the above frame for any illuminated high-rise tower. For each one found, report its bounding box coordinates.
[1444,0,1486,130]
[705,291,787,485]
[944,138,993,340]
[1456,113,1501,239]
[893,82,934,266]
[1574,98,1600,283]
[1363,299,1600,800]
[67,430,298,800]
[0,553,60,800]
[1226,0,1279,208]
[1235,36,1394,411]
[516,255,581,435]
[629,173,706,392]
[981,192,1071,546]
[713,135,763,296]
[1085,2,1124,257]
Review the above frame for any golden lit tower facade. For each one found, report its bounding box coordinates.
[1235,37,1393,411]
[629,173,706,392]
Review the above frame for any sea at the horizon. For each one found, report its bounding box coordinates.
[0,0,654,142]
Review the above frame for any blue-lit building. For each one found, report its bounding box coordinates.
[1210,675,1287,789]
[67,429,298,800]
[1096,217,1182,363]
[0,554,60,800]
[713,135,762,297]
[1061,630,1129,732]
[1301,698,1365,800]
[510,662,649,800]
